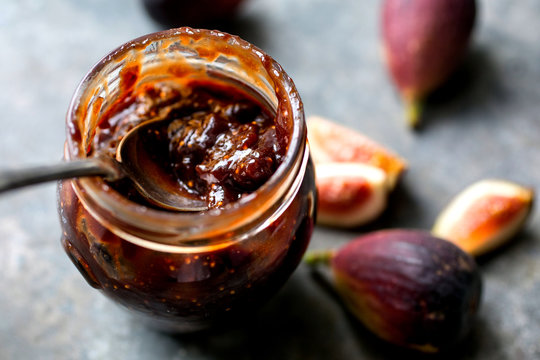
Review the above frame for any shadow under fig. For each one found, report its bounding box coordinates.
[473,227,538,275]
[416,45,502,131]
[357,177,431,233]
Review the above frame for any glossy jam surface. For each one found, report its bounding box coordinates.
[92,80,284,208]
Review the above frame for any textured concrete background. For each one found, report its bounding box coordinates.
[1,0,539,359]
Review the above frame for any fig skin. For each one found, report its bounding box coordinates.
[307,229,482,353]
[382,0,477,127]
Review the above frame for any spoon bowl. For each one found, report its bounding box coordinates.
[116,118,208,212]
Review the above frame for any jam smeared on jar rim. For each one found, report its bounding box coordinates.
[91,79,285,209]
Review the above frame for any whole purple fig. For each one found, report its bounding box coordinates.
[382,0,477,127]
[305,229,482,353]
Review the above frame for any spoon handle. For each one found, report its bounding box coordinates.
[0,159,113,194]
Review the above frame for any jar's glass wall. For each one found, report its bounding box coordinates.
[57,28,315,332]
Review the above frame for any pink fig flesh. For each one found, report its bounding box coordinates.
[382,0,476,126]
[331,229,482,353]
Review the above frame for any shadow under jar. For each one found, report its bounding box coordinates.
[57,28,316,332]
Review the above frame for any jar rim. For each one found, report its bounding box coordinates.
[65,27,306,247]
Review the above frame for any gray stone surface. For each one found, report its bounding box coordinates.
[1,0,539,359]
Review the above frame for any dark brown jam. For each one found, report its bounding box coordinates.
[58,28,315,332]
[91,80,284,209]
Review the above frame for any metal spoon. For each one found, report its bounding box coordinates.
[0,120,208,212]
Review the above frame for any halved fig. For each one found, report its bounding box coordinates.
[307,116,407,189]
[432,179,534,256]
[316,162,389,228]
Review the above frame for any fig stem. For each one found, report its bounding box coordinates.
[303,249,336,266]
[405,99,423,128]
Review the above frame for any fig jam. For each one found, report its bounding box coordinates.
[58,28,315,332]
[92,80,284,208]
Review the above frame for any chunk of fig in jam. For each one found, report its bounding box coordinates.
[92,80,281,209]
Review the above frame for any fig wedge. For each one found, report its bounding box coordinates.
[307,116,407,189]
[305,229,482,353]
[382,0,477,127]
[432,179,534,256]
[315,162,389,228]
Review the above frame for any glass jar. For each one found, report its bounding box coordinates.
[57,28,316,332]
